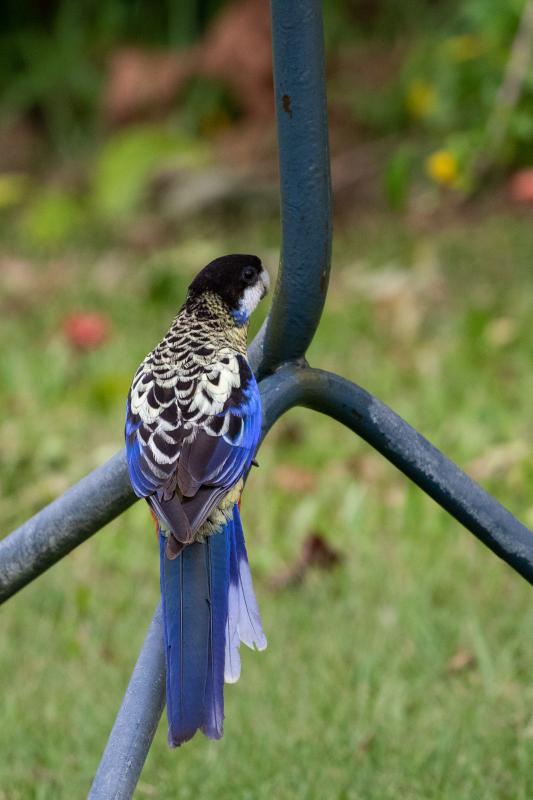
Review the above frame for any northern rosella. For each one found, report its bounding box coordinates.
[125,255,269,747]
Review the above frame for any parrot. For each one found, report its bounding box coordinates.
[125,254,270,747]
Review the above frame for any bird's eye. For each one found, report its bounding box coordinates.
[242,266,256,283]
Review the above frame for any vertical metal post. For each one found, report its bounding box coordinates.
[256,0,332,377]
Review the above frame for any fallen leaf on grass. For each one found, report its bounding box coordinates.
[346,453,385,483]
[276,420,304,445]
[137,782,158,798]
[269,533,343,591]
[446,648,476,674]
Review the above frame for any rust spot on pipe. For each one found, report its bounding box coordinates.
[282,94,292,118]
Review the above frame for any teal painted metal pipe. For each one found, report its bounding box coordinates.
[255,0,332,377]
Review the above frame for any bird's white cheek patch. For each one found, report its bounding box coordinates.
[260,268,270,293]
[239,283,264,318]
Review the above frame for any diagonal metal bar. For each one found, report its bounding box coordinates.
[87,605,164,799]
[0,313,275,606]
[275,366,533,584]
[87,362,533,800]
[0,451,136,603]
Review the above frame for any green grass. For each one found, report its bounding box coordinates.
[0,213,532,799]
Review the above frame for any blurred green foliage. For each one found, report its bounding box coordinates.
[1,0,533,198]
[326,0,533,199]
[399,0,533,193]
[91,124,209,219]
[0,3,102,152]
[20,189,85,248]
[0,0,226,152]
[180,75,242,136]
[322,0,459,44]
[0,123,212,251]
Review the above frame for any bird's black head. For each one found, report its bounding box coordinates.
[187,254,270,324]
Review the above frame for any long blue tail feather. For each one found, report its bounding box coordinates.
[201,528,229,739]
[160,534,210,747]
[159,503,266,747]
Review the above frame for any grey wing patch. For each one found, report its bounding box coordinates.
[177,428,237,497]
[181,484,230,533]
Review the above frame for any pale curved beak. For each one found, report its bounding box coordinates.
[259,268,270,299]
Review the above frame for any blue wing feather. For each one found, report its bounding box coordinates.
[127,434,159,497]
[125,398,162,497]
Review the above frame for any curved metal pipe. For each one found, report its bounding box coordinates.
[290,367,533,584]
[0,0,333,601]
[255,0,332,378]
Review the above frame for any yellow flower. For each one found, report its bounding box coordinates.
[445,34,485,62]
[406,79,436,119]
[425,150,459,187]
